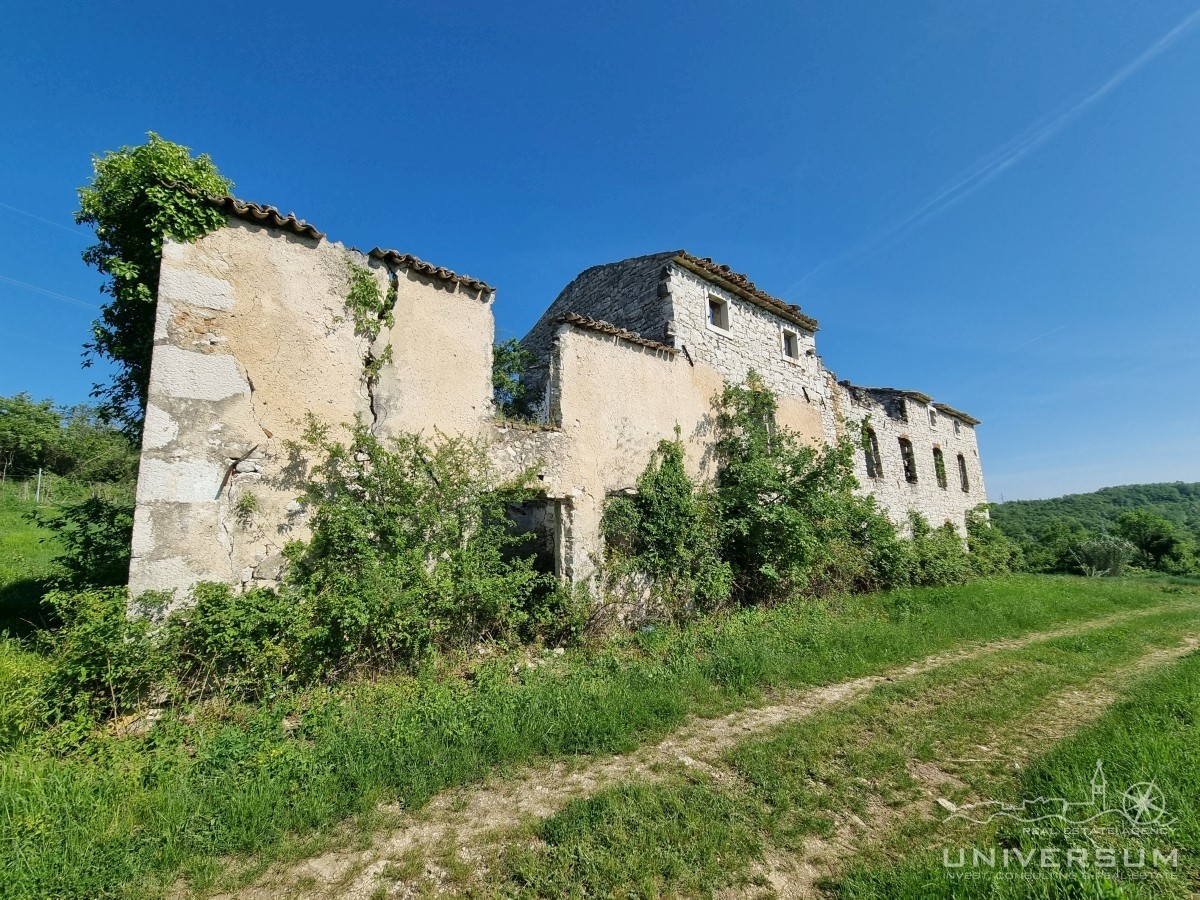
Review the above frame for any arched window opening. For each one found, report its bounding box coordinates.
[863,427,883,479]
[899,438,918,484]
[933,447,947,489]
[958,453,970,492]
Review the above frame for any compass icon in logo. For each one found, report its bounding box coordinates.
[1121,782,1167,825]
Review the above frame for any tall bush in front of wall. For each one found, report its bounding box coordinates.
[282,417,550,675]
[711,372,914,602]
[965,506,1024,575]
[906,512,971,586]
[600,435,732,622]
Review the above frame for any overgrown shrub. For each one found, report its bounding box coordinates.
[966,506,1023,575]
[599,376,1013,610]
[1070,535,1136,577]
[163,582,299,700]
[283,418,550,674]
[906,512,971,586]
[712,373,911,602]
[39,587,163,720]
[600,436,731,622]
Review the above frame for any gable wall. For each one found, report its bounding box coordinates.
[129,220,495,603]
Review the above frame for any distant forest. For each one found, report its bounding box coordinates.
[989,482,1200,575]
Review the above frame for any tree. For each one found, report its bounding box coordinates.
[1115,509,1183,571]
[75,133,233,434]
[53,404,138,483]
[492,339,537,419]
[0,393,60,480]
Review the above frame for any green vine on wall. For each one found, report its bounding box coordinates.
[344,259,397,383]
[76,133,234,435]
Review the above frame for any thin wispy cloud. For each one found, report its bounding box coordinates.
[790,8,1200,298]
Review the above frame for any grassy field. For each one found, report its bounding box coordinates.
[489,604,1200,897]
[839,648,1200,898]
[0,576,1194,898]
[0,482,60,635]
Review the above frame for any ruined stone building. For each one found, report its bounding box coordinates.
[129,198,987,599]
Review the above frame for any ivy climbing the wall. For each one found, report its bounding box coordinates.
[75,133,233,436]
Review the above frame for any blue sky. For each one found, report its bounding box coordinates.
[2,1,1197,500]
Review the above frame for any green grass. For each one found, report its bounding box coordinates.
[840,648,1200,898]
[495,604,1200,898]
[0,576,1193,898]
[0,484,60,635]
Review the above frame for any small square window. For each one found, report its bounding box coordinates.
[781,329,799,360]
[707,296,730,332]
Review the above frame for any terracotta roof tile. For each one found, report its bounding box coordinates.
[211,196,325,240]
[672,252,819,332]
[553,312,678,354]
[369,248,493,294]
[209,194,492,293]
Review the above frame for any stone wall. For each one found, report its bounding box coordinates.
[130,217,495,602]
[838,384,987,535]
[130,215,991,603]
[664,263,836,446]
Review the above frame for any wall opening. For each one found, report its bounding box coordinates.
[505,498,561,577]
[953,418,961,436]
[957,453,970,493]
[863,426,883,479]
[928,408,937,428]
[933,446,948,489]
[899,437,918,484]
[707,295,730,331]
[781,328,799,360]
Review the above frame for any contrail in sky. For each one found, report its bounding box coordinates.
[0,274,100,310]
[0,200,88,238]
[789,8,1200,298]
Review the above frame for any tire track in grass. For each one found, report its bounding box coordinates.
[215,600,1197,899]
[739,634,1200,899]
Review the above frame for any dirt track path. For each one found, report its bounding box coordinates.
[745,633,1200,899]
[212,602,1192,899]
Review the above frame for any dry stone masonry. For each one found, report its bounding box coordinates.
[129,199,988,601]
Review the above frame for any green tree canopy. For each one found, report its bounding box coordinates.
[0,393,60,480]
[1114,509,1184,569]
[75,133,233,433]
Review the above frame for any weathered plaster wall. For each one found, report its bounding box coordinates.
[370,267,494,438]
[130,219,495,602]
